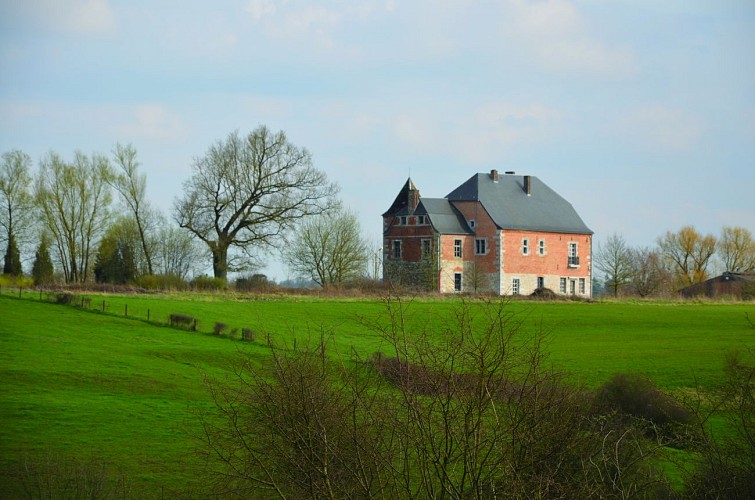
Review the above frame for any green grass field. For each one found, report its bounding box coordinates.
[1,292,753,496]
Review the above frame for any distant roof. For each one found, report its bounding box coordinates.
[446,173,593,234]
[416,198,473,235]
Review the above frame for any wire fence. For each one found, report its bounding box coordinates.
[0,285,257,341]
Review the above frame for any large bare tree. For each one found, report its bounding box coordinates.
[717,226,755,273]
[174,127,338,279]
[35,151,113,283]
[282,207,368,287]
[657,225,716,286]
[110,143,157,275]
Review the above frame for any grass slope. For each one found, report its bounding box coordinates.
[1,293,753,496]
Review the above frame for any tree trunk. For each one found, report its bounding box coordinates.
[212,245,228,280]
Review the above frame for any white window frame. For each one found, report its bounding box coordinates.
[512,278,520,295]
[559,277,567,294]
[522,238,529,255]
[418,215,426,225]
[579,278,586,294]
[568,242,579,267]
[538,239,546,256]
[454,239,462,258]
[537,276,544,289]
[468,219,476,230]
[399,216,407,225]
[475,238,487,255]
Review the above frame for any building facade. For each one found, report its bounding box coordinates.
[382,170,593,296]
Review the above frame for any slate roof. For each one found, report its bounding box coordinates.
[382,178,417,216]
[446,173,593,234]
[416,198,473,235]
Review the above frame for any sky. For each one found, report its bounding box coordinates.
[1,0,754,281]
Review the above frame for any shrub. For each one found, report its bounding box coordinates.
[190,275,227,291]
[241,328,256,342]
[531,287,557,299]
[55,293,76,305]
[213,322,228,336]
[137,274,187,291]
[169,313,197,331]
[235,274,276,292]
[595,372,692,439]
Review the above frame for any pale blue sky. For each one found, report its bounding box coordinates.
[1,0,753,280]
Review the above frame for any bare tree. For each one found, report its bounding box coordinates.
[35,151,113,283]
[0,150,34,265]
[717,226,755,273]
[630,246,672,298]
[153,223,204,280]
[595,233,634,297]
[657,226,716,286]
[110,144,157,275]
[282,207,368,287]
[174,127,338,279]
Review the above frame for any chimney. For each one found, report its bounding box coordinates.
[523,175,531,195]
[490,169,499,182]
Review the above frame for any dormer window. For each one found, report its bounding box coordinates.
[399,216,407,225]
[418,215,426,225]
[468,220,476,229]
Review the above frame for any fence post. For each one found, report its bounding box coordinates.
[19,287,22,298]
[147,309,150,322]
[102,300,105,312]
[125,304,128,317]
[39,289,42,301]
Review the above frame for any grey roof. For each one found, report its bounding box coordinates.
[446,174,593,234]
[416,198,473,235]
[382,178,418,216]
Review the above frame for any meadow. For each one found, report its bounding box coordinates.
[0,290,753,496]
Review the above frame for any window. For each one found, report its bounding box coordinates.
[567,242,579,266]
[469,220,476,229]
[522,238,529,255]
[454,273,462,292]
[559,277,567,294]
[569,279,576,295]
[392,240,401,259]
[579,278,586,294]
[537,276,544,289]
[475,238,486,255]
[399,216,407,225]
[418,215,426,225]
[454,239,462,258]
[421,239,432,258]
[512,278,520,295]
[538,239,546,256]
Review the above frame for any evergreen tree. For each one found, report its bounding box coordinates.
[3,233,22,276]
[94,236,137,284]
[31,238,54,285]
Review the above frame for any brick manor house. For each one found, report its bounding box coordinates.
[382,170,593,296]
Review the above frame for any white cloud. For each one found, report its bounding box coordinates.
[503,0,639,78]
[619,105,704,151]
[114,104,188,144]
[246,0,276,21]
[387,99,564,164]
[10,0,116,36]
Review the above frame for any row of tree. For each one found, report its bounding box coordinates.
[595,226,755,297]
[1,127,372,287]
